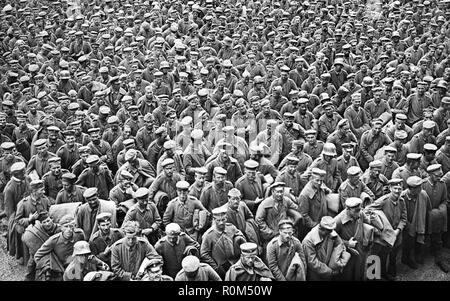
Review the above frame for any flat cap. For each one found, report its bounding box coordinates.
[424,143,438,152]
[86,155,100,164]
[320,216,336,230]
[134,187,149,198]
[388,178,403,186]
[278,219,294,228]
[212,206,227,216]
[176,181,190,190]
[423,120,435,129]
[194,167,208,174]
[96,212,112,223]
[347,166,362,176]
[88,127,100,134]
[345,197,362,208]
[406,153,422,160]
[83,187,98,198]
[228,188,241,197]
[62,173,77,182]
[30,179,44,189]
[244,160,259,170]
[1,142,15,150]
[384,146,397,153]
[311,168,326,176]
[34,139,47,147]
[270,181,286,190]
[369,160,383,168]
[427,164,442,173]
[406,176,423,187]
[182,255,200,272]
[395,130,408,140]
[161,158,175,167]
[214,166,227,175]
[240,242,258,254]
[11,162,26,173]
[191,129,204,139]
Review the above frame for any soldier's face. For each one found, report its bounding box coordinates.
[61,223,75,240]
[385,152,395,163]
[214,215,227,231]
[195,173,205,186]
[348,174,360,186]
[50,164,61,176]
[390,184,403,197]
[279,226,293,241]
[164,165,174,177]
[241,253,256,268]
[87,197,99,209]
[125,231,138,247]
[167,232,180,245]
[37,145,48,156]
[177,189,188,201]
[41,217,54,231]
[311,174,324,188]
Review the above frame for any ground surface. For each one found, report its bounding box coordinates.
[1,217,450,281]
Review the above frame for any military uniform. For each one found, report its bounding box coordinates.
[89,228,124,266]
[200,223,246,278]
[41,170,69,201]
[310,156,341,192]
[26,152,57,179]
[111,237,159,281]
[34,229,85,281]
[155,232,200,278]
[200,181,234,212]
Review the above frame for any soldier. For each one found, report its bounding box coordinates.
[22,212,60,281]
[256,182,302,243]
[188,167,209,200]
[109,170,137,206]
[336,142,360,182]
[200,206,247,279]
[41,157,68,202]
[76,155,114,200]
[303,216,349,281]
[26,139,57,179]
[123,187,162,245]
[367,178,407,281]
[56,130,81,170]
[200,167,233,212]
[401,176,431,270]
[333,198,373,281]
[110,220,160,281]
[63,241,110,281]
[89,212,124,267]
[358,118,392,170]
[137,257,173,281]
[338,166,375,210]
[162,180,208,240]
[380,146,400,180]
[276,156,307,199]
[34,215,86,281]
[392,153,423,189]
[266,219,307,281]
[303,129,324,161]
[5,161,31,260]
[234,160,265,215]
[309,143,341,192]
[154,223,200,279]
[422,164,450,272]
[225,242,274,281]
[409,120,437,154]
[174,255,222,281]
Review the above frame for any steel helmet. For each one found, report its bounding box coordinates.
[322,142,337,156]
[73,241,91,256]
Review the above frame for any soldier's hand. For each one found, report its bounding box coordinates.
[29,211,40,222]
[255,197,263,204]
[142,228,153,236]
[348,237,357,248]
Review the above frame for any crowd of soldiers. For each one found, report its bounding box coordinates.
[0,0,450,282]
